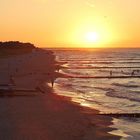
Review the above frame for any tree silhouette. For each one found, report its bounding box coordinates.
[0,41,35,49]
[0,41,36,55]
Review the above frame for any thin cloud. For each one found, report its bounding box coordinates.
[85,1,95,8]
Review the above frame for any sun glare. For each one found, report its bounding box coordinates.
[71,25,114,48]
[85,32,99,43]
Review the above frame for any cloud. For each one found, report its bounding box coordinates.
[85,1,95,8]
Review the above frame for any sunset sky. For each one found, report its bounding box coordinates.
[0,0,140,48]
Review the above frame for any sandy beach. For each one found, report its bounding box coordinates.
[0,49,121,140]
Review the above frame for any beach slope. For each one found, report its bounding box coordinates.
[0,49,120,140]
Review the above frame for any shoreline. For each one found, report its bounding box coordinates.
[0,49,121,140]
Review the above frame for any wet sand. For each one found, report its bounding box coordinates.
[0,49,121,140]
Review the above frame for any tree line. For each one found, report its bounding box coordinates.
[0,41,35,49]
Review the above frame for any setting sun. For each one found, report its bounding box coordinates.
[70,22,115,48]
[85,32,99,43]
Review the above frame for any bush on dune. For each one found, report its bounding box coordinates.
[0,41,36,56]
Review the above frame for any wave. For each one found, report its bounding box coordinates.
[112,83,139,88]
[55,49,140,117]
[106,91,140,102]
[93,87,114,92]
[60,69,84,76]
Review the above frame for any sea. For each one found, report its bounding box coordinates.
[53,48,140,140]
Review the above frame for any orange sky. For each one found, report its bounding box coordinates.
[0,0,140,48]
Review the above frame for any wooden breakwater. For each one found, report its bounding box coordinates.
[63,66,140,69]
[99,113,140,118]
[0,86,38,97]
[64,75,140,79]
